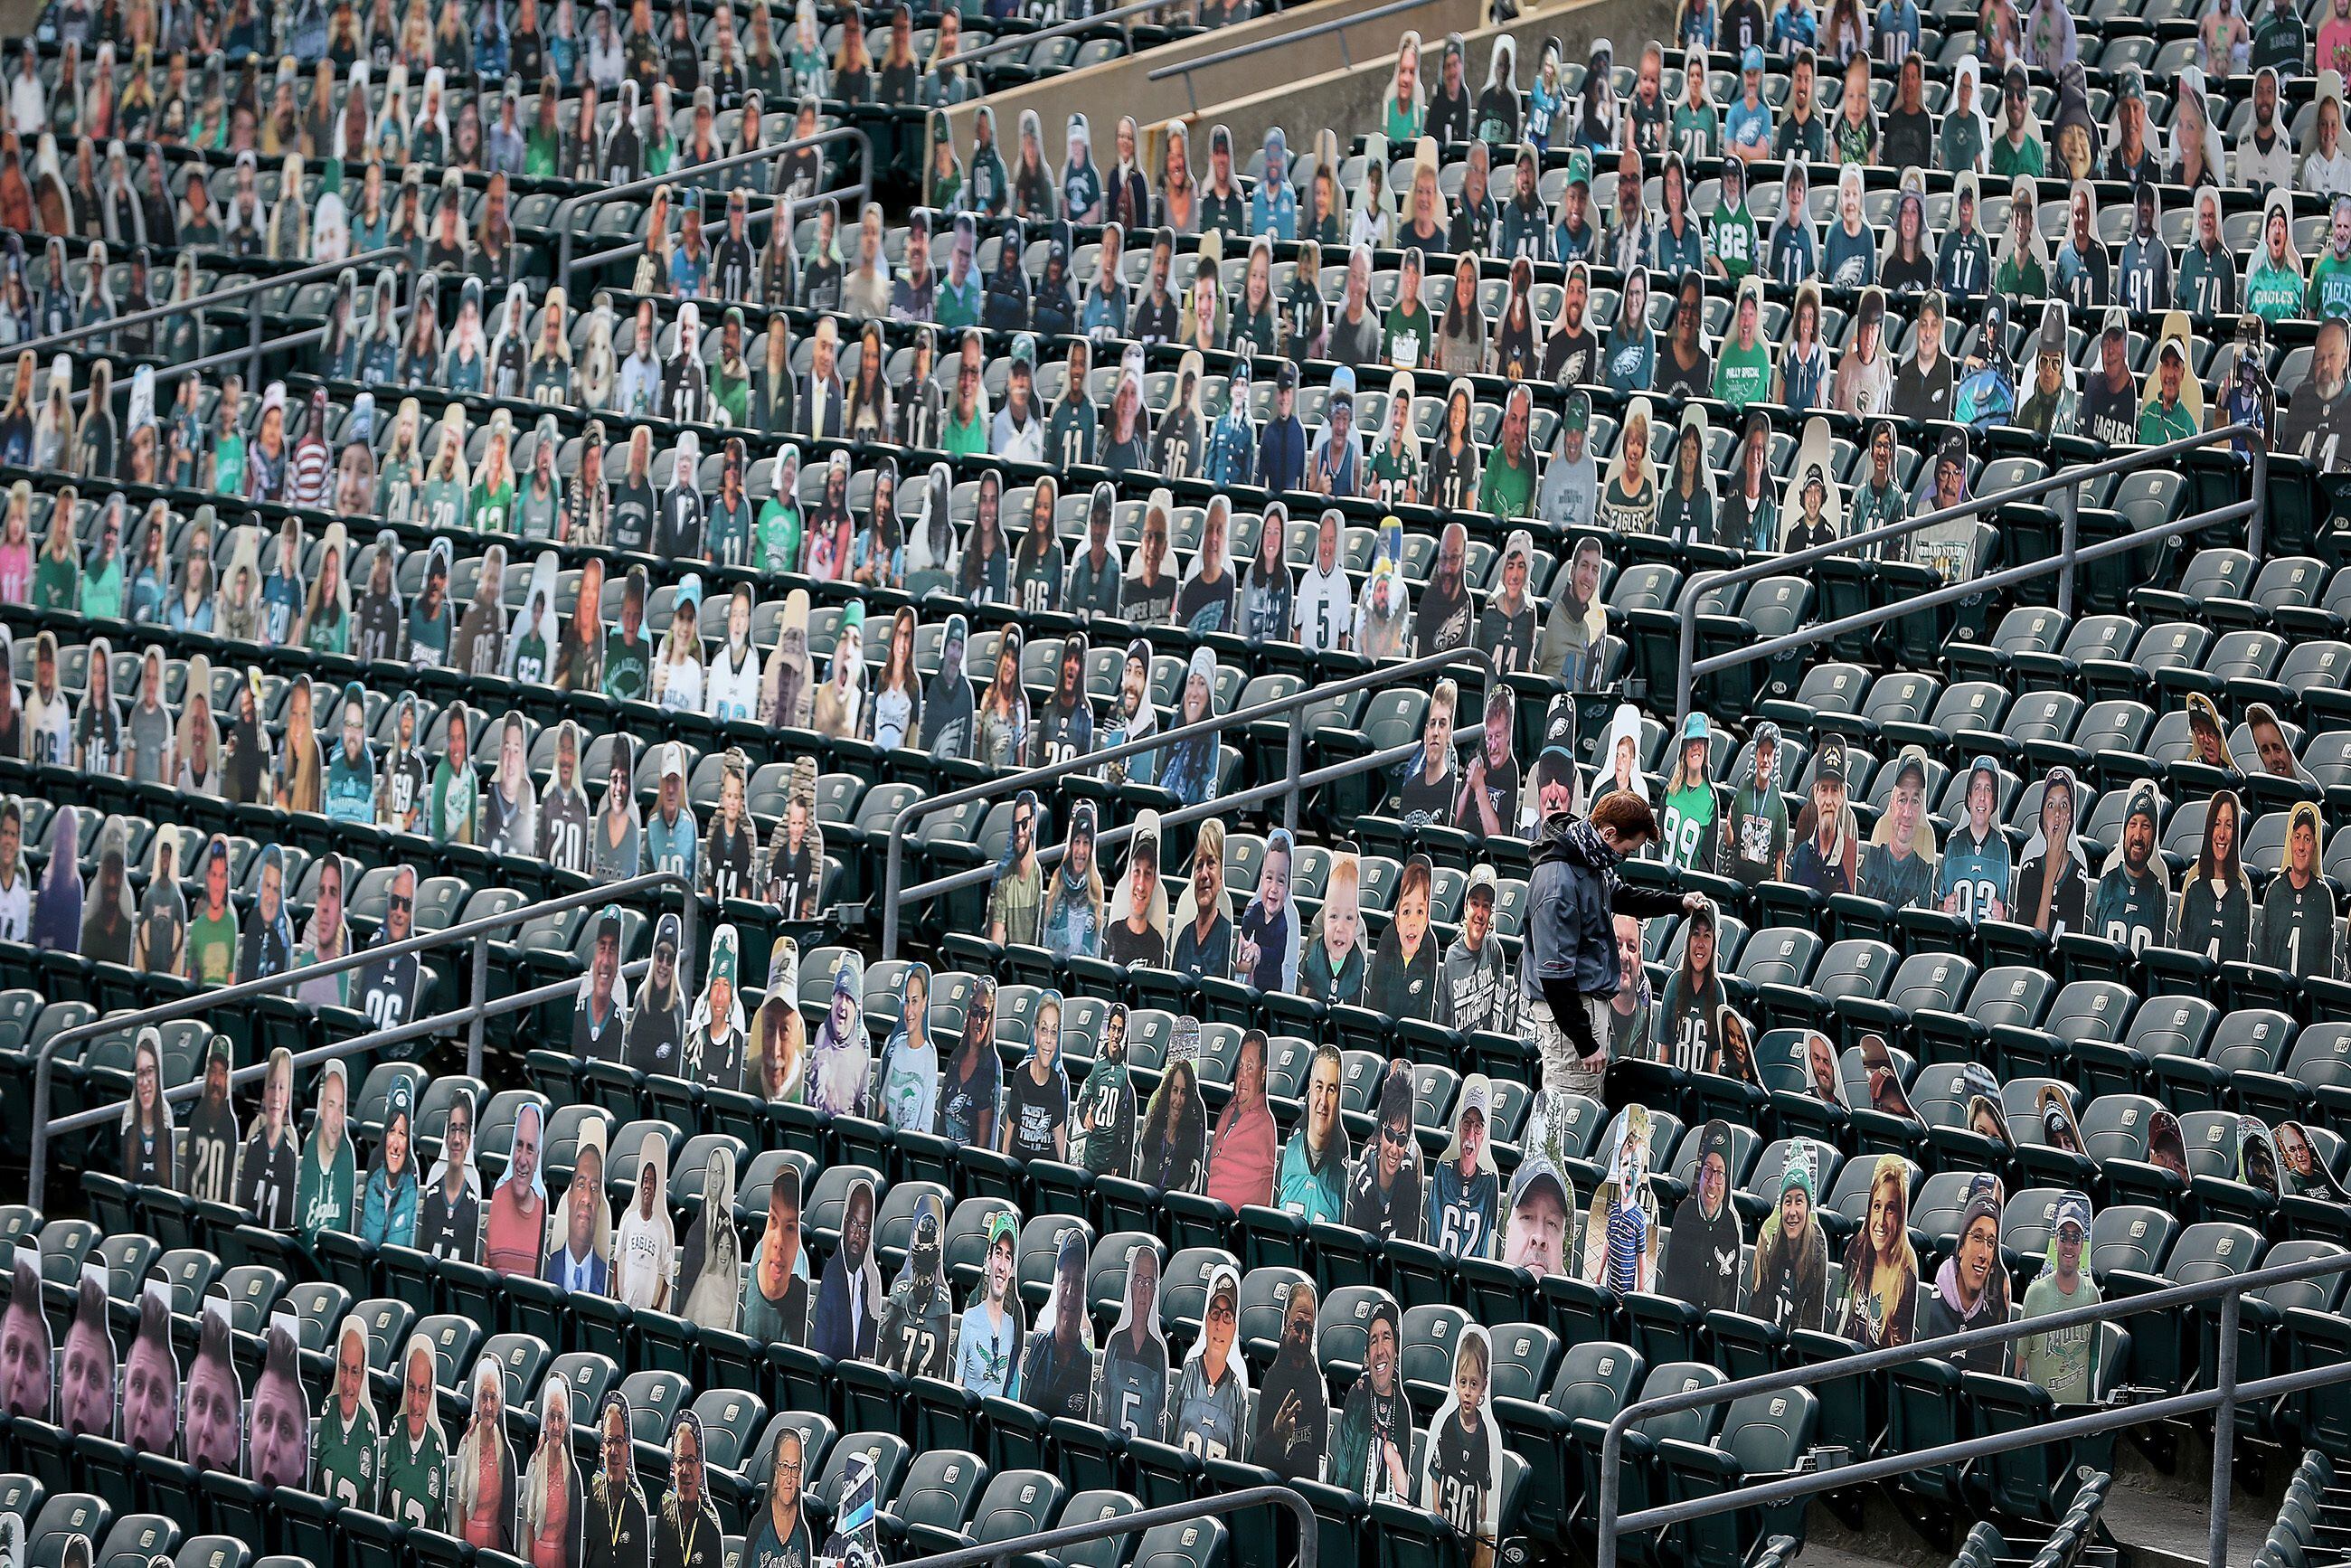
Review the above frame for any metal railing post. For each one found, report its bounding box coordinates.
[1597,1426,1626,1568]
[247,305,266,393]
[2055,477,2079,619]
[467,932,491,1080]
[2252,439,2271,560]
[878,647,1472,961]
[1283,702,1305,839]
[2212,1287,2241,1568]
[1673,569,1717,734]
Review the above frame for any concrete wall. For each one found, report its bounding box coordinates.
[937,0,1669,179]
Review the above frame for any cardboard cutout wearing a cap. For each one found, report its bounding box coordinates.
[2091,780,2170,953]
[1743,1139,1830,1332]
[625,910,689,1077]
[746,936,807,1103]
[2174,787,2253,963]
[1916,1193,2011,1372]
[683,922,749,1088]
[1659,1119,1747,1312]
[1859,745,1941,909]
[1427,1073,1501,1261]
[573,902,633,1064]
[1334,1296,1415,1498]
[1021,1226,1096,1422]
[1169,1262,1250,1460]
[806,948,870,1119]
[954,1211,1026,1399]
[2013,1189,2101,1401]
[918,611,977,760]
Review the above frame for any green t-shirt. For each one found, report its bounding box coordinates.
[2139,397,2197,445]
[469,477,516,534]
[1988,135,2046,179]
[2310,252,2351,320]
[602,631,651,702]
[2016,1270,2101,1403]
[755,500,802,573]
[2247,259,2306,324]
[189,907,239,985]
[1714,342,1772,409]
[1384,301,1431,371]
[1476,450,1535,518]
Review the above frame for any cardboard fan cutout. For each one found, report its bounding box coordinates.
[1427,1074,1501,1261]
[573,904,631,1063]
[747,937,807,1103]
[810,1173,882,1363]
[546,1112,611,1296]
[1095,1237,1170,1440]
[677,1145,742,1332]
[2091,781,2169,953]
[1021,1227,1096,1422]
[2013,765,2092,938]
[614,1129,676,1312]
[1276,1041,1352,1225]
[183,1287,239,1469]
[761,587,815,730]
[1133,1016,1208,1195]
[1917,1192,2010,1374]
[2278,1120,2351,1202]
[742,1160,811,1347]
[1073,1002,1138,1179]
[1300,845,1365,1006]
[1659,1119,1747,1312]
[1334,1297,1416,1500]
[1862,1034,1919,1122]
[1204,1027,1278,1210]
[1233,827,1302,992]
[1003,990,1074,1163]
[656,1410,722,1568]
[955,1210,1026,1399]
[1252,1275,1327,1482]
[0,1244,52,1420]
[382,1332,450,1527]
[119,1025,175,1185]
[248,1308,308,1488]
[1937,757,2012,922]
[520,1373,586,1568]
[1345,1057,1425,1242]
[1859,745,1940,909]
[1743,1139,1830,1333]
[485,1100,551,1280]
[2015,1191,2101,1403]
[1834,1154,1921,1350]
[877,1193,954,1379]
[806,950,870,1119]
[876,959,939,1135]
[236,1044,302,1226]
[1168,1263,1250,1461]
[625,911,689,1078]
[119,1278,179,1458]
[938,974,1002,1148]
[1706,1006,1763,1088]
[683,925,749,1090]
[315,1314,381,1506]
[1420,1323,1506,1563]
[1580,1103,1662,1292]
[417,1081,483,1261]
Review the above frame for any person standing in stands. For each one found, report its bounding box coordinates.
[1523,788,1701,1135]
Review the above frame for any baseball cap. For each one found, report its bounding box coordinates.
[1466,864,1498,902]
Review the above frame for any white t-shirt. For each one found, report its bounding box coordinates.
[1294,563,1353,654]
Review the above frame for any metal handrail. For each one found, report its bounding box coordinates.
[26,868,696,1212]
[936,0,1170,69]
[550,127,872,288]
[1672,425,2266,731]
[897,1483,1312,1568]
[1144,0,1444,112]
[11,246,406,364]
[895,735,1420,908]
[877,644,1479,960]
[1594,1242,2351,1568]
